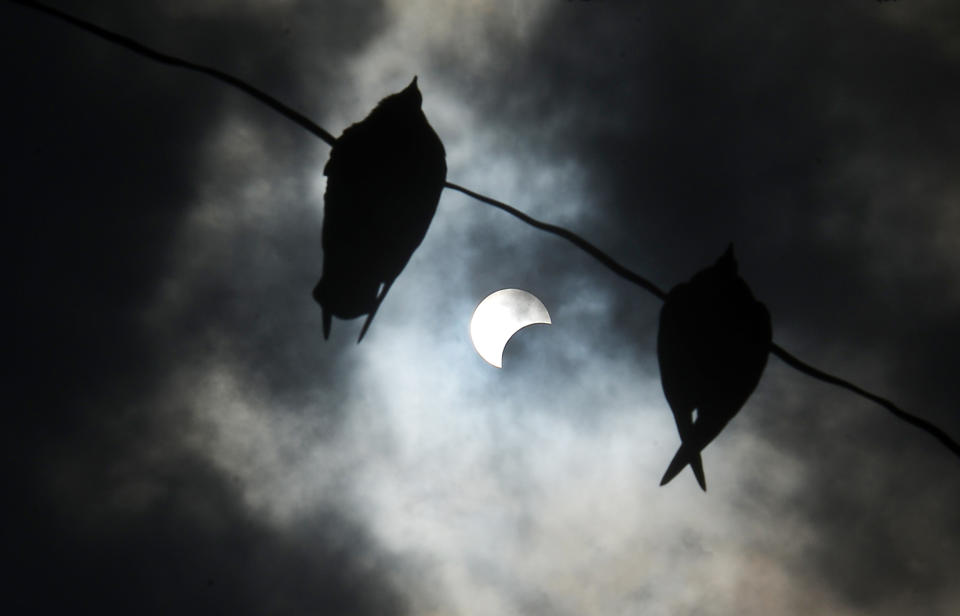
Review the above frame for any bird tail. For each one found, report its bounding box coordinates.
[357,310,375,343]
[660,444,707,491]
[313,281,333,339]
[357,280,393,343]
[322,308,332,340]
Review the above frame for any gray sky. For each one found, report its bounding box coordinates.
[5,1,960,614]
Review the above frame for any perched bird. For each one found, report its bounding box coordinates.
[314,76,447,341]
[657,244,772,490]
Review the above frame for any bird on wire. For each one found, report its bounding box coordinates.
[657,244,772,491]
[314,76,447,341]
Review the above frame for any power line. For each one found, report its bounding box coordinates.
[444,182,667,301]
[771,344,960,458]
[9,0,958,461]
[8,0,338,147]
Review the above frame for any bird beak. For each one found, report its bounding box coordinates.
[402,76,422,107]
[715,243,737,273]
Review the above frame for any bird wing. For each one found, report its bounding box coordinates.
[695,281,771,421]
[657,282,709,489]
[657,282,702,427]
[316,121,388,325]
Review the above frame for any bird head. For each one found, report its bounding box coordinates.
[371,76,424,119]
[687,244,739,290]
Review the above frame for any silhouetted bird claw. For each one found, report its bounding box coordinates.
[314,76,447,341]
[656,244,772,491]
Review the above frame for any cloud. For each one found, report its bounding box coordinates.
[11,445,407,615]
[6,1,960,614]
[4,2,410,613]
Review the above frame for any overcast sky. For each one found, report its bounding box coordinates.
[5,1,960,614]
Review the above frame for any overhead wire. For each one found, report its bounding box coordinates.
[9,0,958,461]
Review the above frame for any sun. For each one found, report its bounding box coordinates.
[469,289,551,368]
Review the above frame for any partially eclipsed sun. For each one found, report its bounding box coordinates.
[470,289,551,368]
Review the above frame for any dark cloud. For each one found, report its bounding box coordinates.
[2,0,391,433]
[3,2,408,613]
[462,0,960,433]
[5,1,960,613]
[436,1,960,610]
[10,448,405,614]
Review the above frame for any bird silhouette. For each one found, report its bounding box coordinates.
[314,76,447,341]
[657,244,772,490]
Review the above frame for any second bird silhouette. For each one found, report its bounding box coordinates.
[657,245,772,491]
[314,77,447,341]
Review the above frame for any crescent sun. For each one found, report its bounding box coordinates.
[470,289,552,368]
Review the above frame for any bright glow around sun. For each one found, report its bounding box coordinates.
[469,289,551,368]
